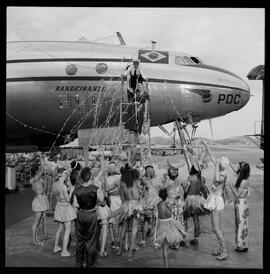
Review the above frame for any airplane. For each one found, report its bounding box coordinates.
[6,35,250,153]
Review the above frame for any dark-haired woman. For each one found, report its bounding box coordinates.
[155,188,188,267]
[183,165,209,246]
[229,161,250,252]
[116,163,143,261]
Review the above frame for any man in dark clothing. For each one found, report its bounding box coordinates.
[124,83,150,134]
[73,167,104,268]
[125,59,147,102]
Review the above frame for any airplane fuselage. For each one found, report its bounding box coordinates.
[6,41,250,151]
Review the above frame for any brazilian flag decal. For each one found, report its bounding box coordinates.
[138,50,169,64]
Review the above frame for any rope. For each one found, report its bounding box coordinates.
[6,112,65,138]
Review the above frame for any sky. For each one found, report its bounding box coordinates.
[7,7,265,140]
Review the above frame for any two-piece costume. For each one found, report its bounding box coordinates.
[31,179,50,212]
[204,173,228,255]
[183,175,209,219]
[155,201,188,246]
[204,174,227,212]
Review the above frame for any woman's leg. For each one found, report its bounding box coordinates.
[142,218,149,243]
[193,214,200,238]
[117,223,121,244]
[40,212,49,240]
[54,222,63,252]
[100,221,108,255]
[62,221,71,255]
[128,217,139,259]
[109,223,115,243]
[162,239,169,268]
[117,221,127,255]
[32,212,43,244]
[212,211,227,259]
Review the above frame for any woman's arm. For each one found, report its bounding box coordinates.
[229,161,238,174]
[215,159,220,182]
[184,179,191,193]
[201,141,216,165]
[63,185,70,203]
[29,152,44,185]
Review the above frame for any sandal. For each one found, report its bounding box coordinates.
[61,252,74,257]
[127,256,136,261]
[215,253,228,260]
[31,241,43,246]
[53,247,62,254]
[211,250,221,256]
[99,251,108,257]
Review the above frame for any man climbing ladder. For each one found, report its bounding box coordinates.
[125,59,148,102]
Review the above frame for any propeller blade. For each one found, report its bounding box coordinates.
[209,119,214,137]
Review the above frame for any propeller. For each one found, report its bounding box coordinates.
[209,119,214,138]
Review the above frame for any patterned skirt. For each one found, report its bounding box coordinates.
[154,217,188,246]
[204,194,224,212]
[32,194,50,212]
[172,198,185,227]
[54,202,77,222]
[184,195,210,218]
[113,200,144,223]
[235,198,249,249]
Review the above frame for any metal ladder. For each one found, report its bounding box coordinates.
[119,77,151,166]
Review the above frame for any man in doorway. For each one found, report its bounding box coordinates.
[125,59,148,102]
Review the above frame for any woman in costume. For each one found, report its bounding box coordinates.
[202,140,235,260]
[52,168,76,257]
[183,165,209,245]
[155,188,188,267]
[92,158,111,257]
[30,152,50,246]
[229,161,250,252]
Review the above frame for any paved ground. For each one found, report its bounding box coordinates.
[5,146,264,268]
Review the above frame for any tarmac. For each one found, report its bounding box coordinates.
[5,145,264,268]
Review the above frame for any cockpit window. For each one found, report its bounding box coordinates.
[183,56,194,64]
[175,55,204,65]
[190,57,201,64]
[175,56,186,65]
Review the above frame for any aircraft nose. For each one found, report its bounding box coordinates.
[238,77,250,107]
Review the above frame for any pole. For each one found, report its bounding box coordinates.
[175,120,191,171]
[261,79,264,149]
[120,77,124,150]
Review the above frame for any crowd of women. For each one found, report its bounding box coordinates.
[29,141,251,268]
